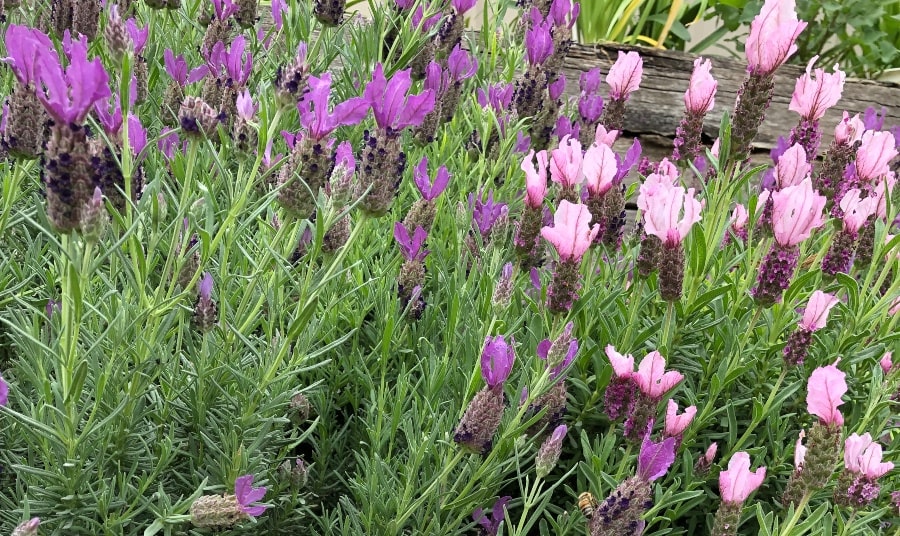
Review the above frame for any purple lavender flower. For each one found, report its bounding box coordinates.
[393,222,429,262]
[158,129,186,161]
[193,272,218,332]
[413,156,450,201]
[535,424,567,477]
[298,73,369,141]
[637,436,677,482]
[525,9,554,67]
[3,24,54,86]
[447,45,478,83]
[0,372,8,406]
[577,67,605,139]
[536,323,578,377]
[365,64,436,132]
[234,474,267,517]
[477,83,515,112]
[470,190,508,239]
[211,0,239,20]
[33,32,110,125]
[473,496,511,536]
[862,106,886,131]
[481,335,515,388]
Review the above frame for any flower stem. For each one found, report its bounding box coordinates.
[622,279,644,351]
[728,367,787,458]
[778,492,811,536]
[660,300,676,353]
[512,477,545,536]
[837,511,856,536]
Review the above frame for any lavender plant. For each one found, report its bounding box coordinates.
[0,0,898,535]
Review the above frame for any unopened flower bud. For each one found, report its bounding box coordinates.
[535,424,567,478]
[104,6,129,59]
[492,263,515,308]
[288,393,311,426]
[190,494,247,529]
[314,0,346,26]
[192,272,218,333]
[11,518,40,536]
[454,386,506,455]
[79,187,107,242]
[279,458,309,488]
[179,96,222,140]
[234,0,258,28]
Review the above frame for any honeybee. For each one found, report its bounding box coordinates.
[577,491,598,519]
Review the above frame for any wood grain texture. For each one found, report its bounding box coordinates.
[560,43,900,151]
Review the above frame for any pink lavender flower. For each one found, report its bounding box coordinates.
[473,496,511,536]
[783,290,838,365]
[642,184,702,247]
[413,156,450,202]
[719,452,766,504]
[855,130,898,182]
[594,125,619,147]
[744,0,806,75]
[606,51,642,101]
[393,223,429,262]
[695,442,718,474]
[773,143,811,189]
[234,474,267,517]
[541,200,598,262]
[664,399,696,438]
[789,57,845,121]
[603,345,636,421]
[834,111,865,145]
[881,352,894,374]
[835,433,894,507]
[633,351,684,400]
[583,142,617,197]
[0,372,8,406]
[522,149,549,208]
[872,174,898,221]
[821,188,877,277]
[771,178,826,247]
[11,518,40,536]
[807,362,847,426]
[727,204,749,243]
[550,135,584,202]
[684,58,717,114]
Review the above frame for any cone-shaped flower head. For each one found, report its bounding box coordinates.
[525,9,553,67]
[0,372,8,406]
[234,474,267,517]
[834,111,865,145]
[522,149,549,208]
[606,51,643,100]
[11,517,40,536]
[299,72,369,141]
[789,57,845,121]
[536,424,567,478]
[719,452,766,503]
[807,362,847,426]
[855,130,898,182]
[745,0,806,75]
[550,135,583,188]
[34,31,111,124]
[633,351,683,399]
[637,436,676,482]
[771,178,826,247]
[642,182,702,246]
[481,335,515,388]
[393,222,429,262]
[364,64,436,131]
[540,200,599,262]
[774,143,810,188]
[583,142,618,196]
[473,496,511,536]
[536,323,578,377]
[684,57,717,114]
[664,399,696,437]
[413,156,450,201]
[845,433,894,479]
[800,291,839,331]
[3,24,55,86]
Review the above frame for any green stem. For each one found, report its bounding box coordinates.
[614,444,634,481]
[394,449,466,527]
[622,279,644,351]
[660,300,676,353]
[838,511,856,536]
[728,367,787,458]
[778,493,811,536]
[513,477,545,536]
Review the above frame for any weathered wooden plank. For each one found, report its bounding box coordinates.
[560,43,900,151]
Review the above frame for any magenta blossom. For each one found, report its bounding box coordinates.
[664,399,696,437]
[799,291,839,331]
[3,24,55,86]
[447,45,478,83]
[789,57,845,120]
[578,68,604,123]
[684,57,717,114]
[211,0,239,20]
[158,129,186,161]
[771,178,826,247]
[844,433,894,479]
[393,222,429,262]
[719,452,766,503]
[124,15,149,55]
[834,111,865,145]
[234,474,267,517]
[481,335,515,388]
[594,125,618,147]
[637,436,676,482]
[730,204,749,233]
[365,64,436,131]
[807,362,847,426]
[549,0,580,28]
[524,9,554,66]
[606,51,643,101]
[164,49,207,86]
[744,0,807,75]
[540,201,599,262]
[549,135,583,188]
[272,0,286,29]
[872,173,898,220]
[451,0,476,13]
[642,183,702,246]
[0,372,8,406]
[298,73,369,141]
[521,149,549,208]
[633,351,684,399]
[413,156,450,201]
[236,90,255,121]
[34,31,110,124]
[127,114,147,156]
[880,352,893,375]
[605,345,635,379]
[469,190,508,237]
